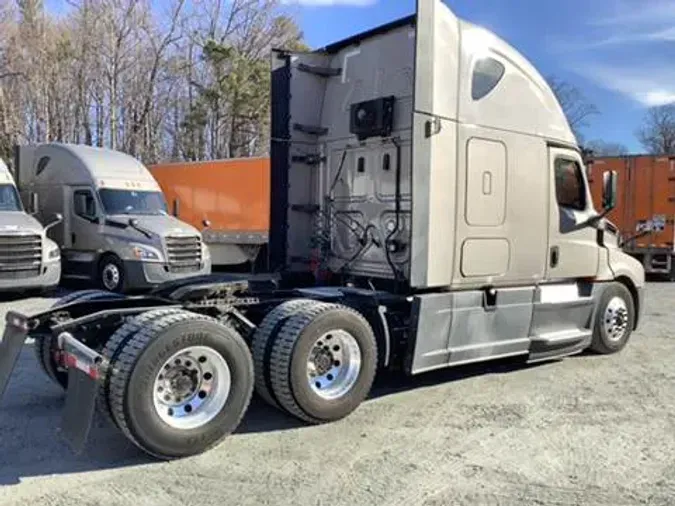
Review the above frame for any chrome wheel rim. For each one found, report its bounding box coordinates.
[153,346,231,430]
[102,264,120,290]
[603,296,629,342]
[307,330,361,400]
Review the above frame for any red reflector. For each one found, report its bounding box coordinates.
[63,353,100,380]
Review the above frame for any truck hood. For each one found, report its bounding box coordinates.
[106,213,202,239]
[0,212,45,234]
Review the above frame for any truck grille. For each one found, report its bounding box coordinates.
[166,235,202,273]
[0,234,42,279]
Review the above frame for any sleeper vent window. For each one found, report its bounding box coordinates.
[36,156,50,176]
[471,57,505,100]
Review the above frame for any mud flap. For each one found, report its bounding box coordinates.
[57,333,107,454]
[60,367,100,454]
[0,312,30,402]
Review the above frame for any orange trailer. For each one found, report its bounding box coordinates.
[148,157,270,267]
[588,154,675,278]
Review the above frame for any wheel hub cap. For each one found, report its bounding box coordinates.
[307,330,362,401]
[103,264,120,290]
[153,346,231,430]
[603,296,629,342]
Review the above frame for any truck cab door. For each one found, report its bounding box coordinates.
[64,186,103,278]
[546,147,599,281]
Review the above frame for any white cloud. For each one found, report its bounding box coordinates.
[549,0,675,52]
[578,64,675,107]
[590,0,675,26]
[280,0,376,5]
[552,0,675,107]
[644,27,675,41]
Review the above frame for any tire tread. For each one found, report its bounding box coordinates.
[590,282,635,354]
[269,302,377,424]
[107,310,253,459]
[251,299,321,409]
[99,308,186,426]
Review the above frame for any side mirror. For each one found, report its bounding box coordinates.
[602,170,618,211]
[30,192,39,215]
[173,198,180,218]
[202,219,211,230]
[45,212,63,231]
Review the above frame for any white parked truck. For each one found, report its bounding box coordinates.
[0,0,645,460]
[0,158,61,293]
[14,143,212,293]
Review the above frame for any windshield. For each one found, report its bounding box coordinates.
[0,184,23,212]
[98,189,168,216]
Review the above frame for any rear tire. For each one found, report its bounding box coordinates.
[268,302,378,424]
[99,308,187,426]
[251,299,322,409]
[34,290,124,390]
[590,282,635,354]
[106,310,254,459]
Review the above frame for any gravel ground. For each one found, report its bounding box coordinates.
[0,283,674,506]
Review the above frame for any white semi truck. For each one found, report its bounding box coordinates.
[0,158,61,293]
[14,143,212,293]
[0,0,645,461]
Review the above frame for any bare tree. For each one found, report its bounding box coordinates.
[548,76,599,143]
[636,104,675,155]
[584,139,629,157]
[0,0,306,164]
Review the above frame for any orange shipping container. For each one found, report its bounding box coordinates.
[588,154,675,277]
[148,157,270,267]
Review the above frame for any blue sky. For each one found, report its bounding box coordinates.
[283,0,675,153]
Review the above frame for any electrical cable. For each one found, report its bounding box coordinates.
[384,137,403,291]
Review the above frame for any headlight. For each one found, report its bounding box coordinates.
[131,243,163,261]
[48,246,60,259]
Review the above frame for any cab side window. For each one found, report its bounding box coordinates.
[554,158,586,211]
[74,190,97,220]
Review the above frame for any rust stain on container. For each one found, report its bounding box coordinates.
[589,154,675,250]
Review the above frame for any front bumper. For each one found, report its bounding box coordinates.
[122,258,212,290]
[0,259,61,292]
